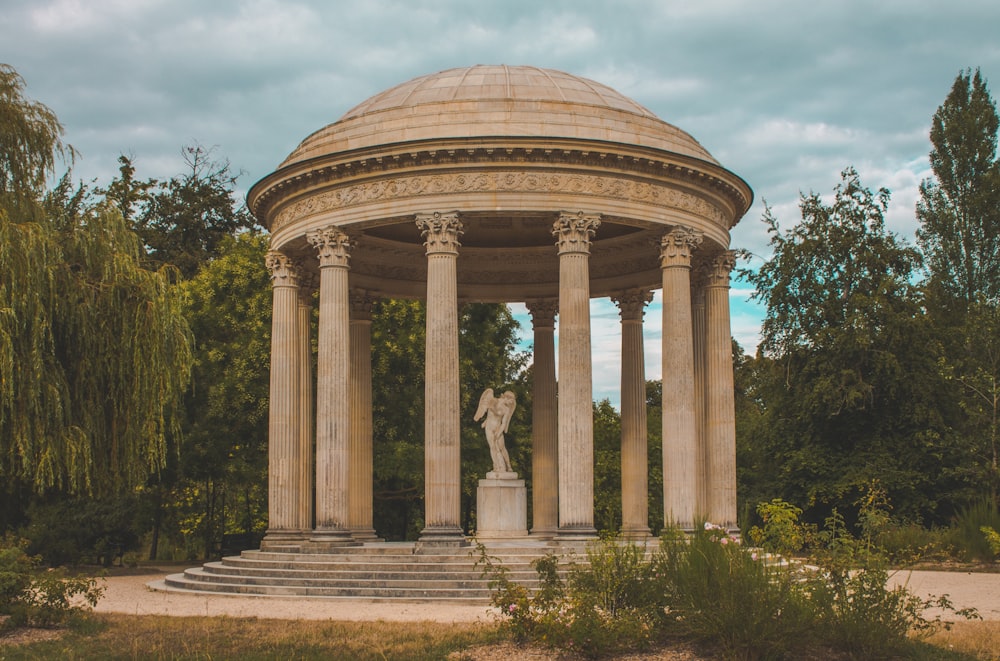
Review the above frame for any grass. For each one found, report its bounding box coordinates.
[2,613,997,660]
[0,613,500,660]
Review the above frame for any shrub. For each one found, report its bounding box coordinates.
[0,534,104,629]
[748,498,807,556]
[949,499,1000,562]
[656,523,815,660]
[981,526,1000,559]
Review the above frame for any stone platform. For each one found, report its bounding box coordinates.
[158,539,594,602]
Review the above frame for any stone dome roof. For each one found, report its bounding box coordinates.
[281,65,718,167]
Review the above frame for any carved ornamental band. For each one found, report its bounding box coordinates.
[659,227,703,268]
[307,226,354,268]
[265,251,300,287]
[415,211,463,255]
[612,289,653,321]
[553,211,600,255]
[706,250,738,287]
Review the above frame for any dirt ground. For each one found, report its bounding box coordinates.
[79,566,1000,622]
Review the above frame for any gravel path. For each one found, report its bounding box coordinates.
[87,567,1000,622]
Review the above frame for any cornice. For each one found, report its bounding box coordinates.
[248,138,752,229]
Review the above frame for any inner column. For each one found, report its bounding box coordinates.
[553,211,600,538]
[307,227,356,546]
[660,227,703,531]
[612,288,653,538]
[349,290,379,541]
[296,278,316,535]
[526,299,558,537]
[416,211,467,546]
[705,251,739,530]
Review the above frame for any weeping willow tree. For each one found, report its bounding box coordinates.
[0,63,192,496]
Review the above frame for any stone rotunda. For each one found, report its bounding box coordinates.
[248,65,752,550]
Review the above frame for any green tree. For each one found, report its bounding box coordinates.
[124,145,259,278]
[743,168,963,523]
[917,69,1000,506]
[0,64,192,502]
[917,68,1000,305]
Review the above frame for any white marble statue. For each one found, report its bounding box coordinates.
[474,388,517,475]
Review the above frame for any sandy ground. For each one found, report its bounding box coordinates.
[85,567,1000,623]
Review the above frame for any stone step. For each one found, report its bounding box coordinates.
[201,563,541,581]
[155,540,590,601]
[162,573,493,602]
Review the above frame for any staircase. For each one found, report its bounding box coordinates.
[158,540,587,602]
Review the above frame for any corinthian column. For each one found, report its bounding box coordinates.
[307,227,355,546]
[526,299,558,537]
[690,272,708,516]
[660,227,703,531]
[612,288,653,538]
[416,212,466,546]
[263,251,301,546]
[349,290,379,540]
[704,251,738,530]
[296,278,316,534]
[553,211,600,538]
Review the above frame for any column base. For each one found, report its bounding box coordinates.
[350,528,384,542]
[309,528,360,550]
[260,529,309,552]
[529,526,558,540]
[557,526,598,542]
[416,526,469,551]
[620,527,652,540]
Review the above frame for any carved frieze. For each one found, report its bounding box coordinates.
[271,170,726,232]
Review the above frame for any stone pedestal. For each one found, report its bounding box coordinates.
[476,477,528,539]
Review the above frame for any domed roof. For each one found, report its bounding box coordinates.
[281,65,718,167]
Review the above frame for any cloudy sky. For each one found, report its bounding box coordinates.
[3,0,998,405]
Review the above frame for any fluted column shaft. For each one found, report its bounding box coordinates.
[308,227,354,542]
[416,212,465,544]
[526,299,558,536]
[690,275,708,517]
[613,289,653,538]
[349,291,378,540]
[264,251,301,540]
[296,283,316,533]
[553,211,600,537]
[660,228,703,530]
[705,251,738,529]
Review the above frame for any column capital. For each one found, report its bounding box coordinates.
[659,227,703,268]
[349,289,376,322]
[525,299,558,328]
[553,211,600,255]
[265,251,300,287]
[307,226,354,268]
[612,288,653,322]
[706,250,738,287]
[416,211,463,254]
[297,272,318,303]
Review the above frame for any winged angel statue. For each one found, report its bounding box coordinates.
[474,388,517,475]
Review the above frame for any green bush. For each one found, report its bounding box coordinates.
[748,498,807,556]
[949,500,1000,561]
[481,499,979,660]
[0,535,104,630]
[656,523,815,660]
